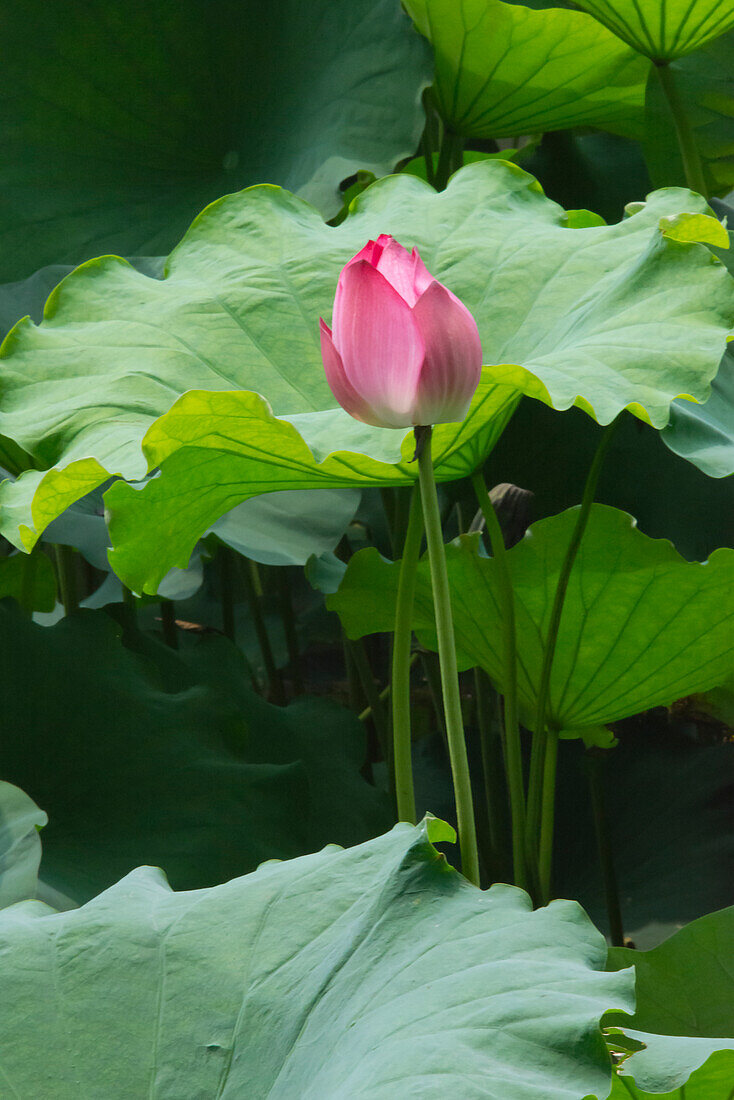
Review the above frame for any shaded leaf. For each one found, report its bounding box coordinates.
[0,604,390,902]
[644,33,734,198]
[0,551,56,612]
[0,819,634,1098]
[0,0,430,280]
[606,907,734,1093]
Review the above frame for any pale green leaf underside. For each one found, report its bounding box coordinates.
[0,0,430,282]
[1,162,732,568]
[575,0,734,60]
[404,0,647,138]
[0,782,47,910]
[0,819,633,1098]
[329,504,734,731]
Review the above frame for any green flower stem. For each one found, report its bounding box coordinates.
[526,415,622,886]
[392,484,424,823]
[277,568,304,694]
[54,545,79,616]
[159,600,178,649]
[538,726,559,904]
[417,426,480,886]
[586,750,625,947]
[654,61,708,197]
[471,469,528,891]
[239,552,286,705]
[475,668,511,884]
[219,546,237,643]
[434,130,464,191]
[347,635,389,759]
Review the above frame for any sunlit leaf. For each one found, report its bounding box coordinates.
[575,0,734,59]
[329,504,734,731]
[404,0,647,138]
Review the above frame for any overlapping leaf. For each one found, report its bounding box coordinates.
[575,0,734,59]
[0,0,430,281]
[606,907,734,1095]
[1,162,731,590]
[329,504,734,731]
[404,0,647,138]
[662,205,734,477]
[0,818,634,1098]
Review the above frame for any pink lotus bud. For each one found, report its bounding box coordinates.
[320,234,482,429]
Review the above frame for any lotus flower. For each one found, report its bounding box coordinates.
[320,235,482,429]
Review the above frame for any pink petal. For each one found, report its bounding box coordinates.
[344,234,394,271]
[411,281,482,426]
[320,318,375,425]
[345,239,381,269]
[331,260,425,427]
[374,237,421,305]
[411,248,434,298]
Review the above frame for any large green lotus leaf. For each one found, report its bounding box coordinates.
[0,603,391,902]
[0,0,430,283]
[644,34,734,198]
[329,504,734,731]
[403,0,647,139]
[575,0,734,59]
[604,907,734,1094]
[0,817,634,1099]
[3,165,731,576]
[0,782,46,910]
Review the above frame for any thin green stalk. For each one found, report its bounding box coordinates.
[240,554,286,704]
[538,727,559,903]
[219,548,236,643]
[433,130,464,191]
[54,545,79,616]
[420,651,448,748]
[526,415,621,888]
[343,631,362,711]
[586,750,625,946]
[277,568,304,693]
[347,636,389,758]
[475,668,511,884]
[359,652,419,721]
[391,484,424,823]
[159,600,178,649]
[471,469,528,891]
[417,426,479,886]
[654,61,707,197]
